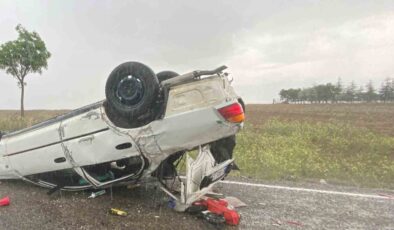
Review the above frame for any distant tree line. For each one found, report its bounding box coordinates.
[279,78,394,104]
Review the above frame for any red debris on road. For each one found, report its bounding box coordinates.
[0,196,10,206]
[286,220,304,227]
[192,198,240,226]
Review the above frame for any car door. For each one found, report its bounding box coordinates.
[59,107,140,167]
[5,121,73,176]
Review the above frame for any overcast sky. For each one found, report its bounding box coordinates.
[1,0,394,109]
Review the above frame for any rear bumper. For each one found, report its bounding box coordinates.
[153,102,242,153]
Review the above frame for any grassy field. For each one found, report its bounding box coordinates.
[0,110,68,132]
[1,103,394,188]
[233,103,394,189]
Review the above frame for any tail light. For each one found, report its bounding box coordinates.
[218,103,245,123]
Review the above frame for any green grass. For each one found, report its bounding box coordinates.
[0,116,37,132]
[233,120,394,188]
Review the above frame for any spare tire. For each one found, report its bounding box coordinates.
[156,71,179,82]
[105,62,159,124]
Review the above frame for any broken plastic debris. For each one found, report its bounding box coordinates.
[109,208,127,217]
[223,196,247,208]
[88,190,106,198]
[168,198,176,209]
[205,192,225,199]
[320,179,328,185]
[192,198,240,226]
[378,193,394,199]
[271,218,282,226]
[0,196,10,206]
[286,220,304,226]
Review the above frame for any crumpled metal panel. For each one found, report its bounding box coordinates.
[134,126,162,156]
[184,145,233,204]
[60,107,140,167]
[60,108,107,139]
[153,104,240,152]
[117,75,241,172]
[165,76,227,117]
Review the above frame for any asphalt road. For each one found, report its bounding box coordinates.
[0,178,393,230]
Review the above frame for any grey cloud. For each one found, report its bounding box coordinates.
[1,0,394,108]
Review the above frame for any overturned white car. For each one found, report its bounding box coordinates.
[0,62,244,206]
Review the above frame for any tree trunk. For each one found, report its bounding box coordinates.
[20,80,25,117]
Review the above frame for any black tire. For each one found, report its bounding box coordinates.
[105,62,159,123]
[156,71,179,82]
[210,135,240,170]
[210,135,236,163]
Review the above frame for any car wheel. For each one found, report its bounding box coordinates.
[156,71,179,82]
[105,62,159,126]
[210,135,236,162]
[210,135,240,170]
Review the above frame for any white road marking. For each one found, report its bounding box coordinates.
[218,180,393,200]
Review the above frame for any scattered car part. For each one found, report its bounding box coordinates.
[88,190,106,198]
[184,146,234,204]
[204,191,225,199]
[286,220,304,227]
[0,196,10,206]
[192,198,240,226]
[109,208,128,216]
[378,193,394,199]
[223,196,247,208]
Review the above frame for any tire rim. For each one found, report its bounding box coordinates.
[116,75,144,106]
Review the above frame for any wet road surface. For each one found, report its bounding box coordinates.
[0,178,393,229]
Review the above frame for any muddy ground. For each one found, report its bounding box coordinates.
[0,178,393,230]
